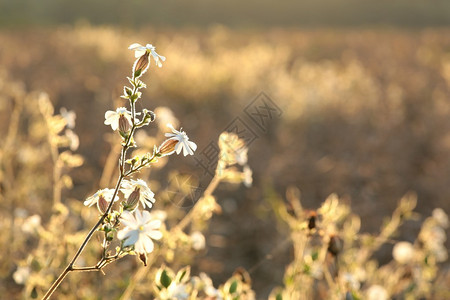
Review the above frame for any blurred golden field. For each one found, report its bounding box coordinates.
[1,24,450,299]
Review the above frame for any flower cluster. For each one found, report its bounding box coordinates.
[216,132,252,187]
[153,266,255,300]
[81,43,196,261]
[269,191,448,300]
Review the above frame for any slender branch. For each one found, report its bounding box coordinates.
[71,266,101,272]
[42,173,124,299]
[43,72,144,300]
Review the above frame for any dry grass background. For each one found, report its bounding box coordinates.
[1,25,450,298]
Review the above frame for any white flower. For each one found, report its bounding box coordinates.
[428,226,446,245]
[243,165,253,188]
[205,286,222,299]
[22,215,41,234]
[218,132,248,166]
[118,210,163,254]
[392,241,415,264]
[192,273,223,300]
[128,43,166,68]
[366,285,388,300]
[342,272,360,290]
[84,188,119,213]
[190,231,206,251]
[13,266,30,285]
[161,282,189,300]
[60,107,76,129]
[235,147,248,166]
[104,107,132,131]
[121,179,156,209]
[161,123,197,156]
[432,208,449,228]
[65,129,80,151]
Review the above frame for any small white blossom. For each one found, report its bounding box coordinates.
[118,210,163,254]
[121,179,156,209]
[83,188,118,209]
[342,272,360,290]
[235,147,248,166]
[392,241,415,264]
[60,107,76,129]
[13,266,30,285]
[366,285,388,300]
[243,165,253,188]
[22,215,41,234]
[432,208,449,228]
[218,132,248,166]
[104,107,132,131]
[162,123,197,156]
[192,273,223,300]
[428,226,446,245]
[65,129,80,151]
[190,231,206,251]
[160,282,189,300]
[128,43,166,68]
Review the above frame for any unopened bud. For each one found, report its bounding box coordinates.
[328,235,343,257]
[158,139,178,156]
[97,195,109,214]
[106,231,114,241]
[144,110,156,123]
[119,115,131,133]
[307,211,317,230]
[124,188,140,211]
[140,109,156,126]
[133,53,150,77]
[139,252,148,266]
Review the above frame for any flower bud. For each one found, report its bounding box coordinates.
[158,139,178,156]
[144,110,156,123]
[97,195,109,214]
[328,235,343,257]
[307,211,317,230]
[124,188,140,211]
[119,114,131,133]
[140,109,156,126]
[133,53,150,77]
[139,252,148,266]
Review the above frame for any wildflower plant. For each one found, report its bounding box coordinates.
[42,43,196,299]
[268,190,449,300]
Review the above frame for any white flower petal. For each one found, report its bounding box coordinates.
[120,211,136,228]
[188,140,197,151]
[117,227,131,240]
[134,209,144,224]
[123,230,139,247]
[175,142,183,154]
[140,210,152,224]
[128,43,144,50]
[147,230,163,240]
[119,209,163,254]
[136,235,154,253]
[147,219,162,230]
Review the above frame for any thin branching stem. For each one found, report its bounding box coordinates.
[42,75,142,300]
